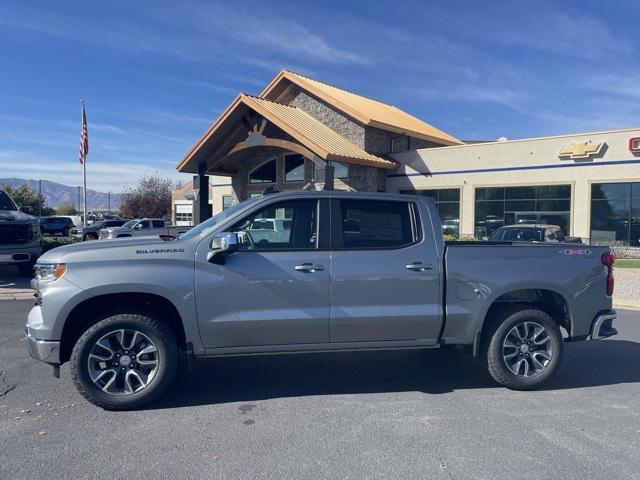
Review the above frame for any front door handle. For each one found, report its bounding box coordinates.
[406,262,432,271]
[295,263,324,272]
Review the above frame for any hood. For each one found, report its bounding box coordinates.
[38,236,179,263]
[0,210,37,223]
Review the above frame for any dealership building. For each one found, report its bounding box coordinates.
[173,70,640,246]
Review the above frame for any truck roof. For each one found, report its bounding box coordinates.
[248,190,435,203]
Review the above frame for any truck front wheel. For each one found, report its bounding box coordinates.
[484,308,563,390]
[70,312,178,410]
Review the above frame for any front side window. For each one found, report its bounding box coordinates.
[231,199,318,251]
[249,159,277,184]
[284,154,305,182]
[340,200,415,249]
[139,220,151,229]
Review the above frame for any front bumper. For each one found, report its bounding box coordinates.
[590,310,617,340]
[26,332,60,364]
[0,244,41,264]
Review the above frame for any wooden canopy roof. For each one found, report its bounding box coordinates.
[261,71,463,146]
[177,70,462,175]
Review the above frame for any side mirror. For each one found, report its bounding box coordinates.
[134,223,143,230]
[21,205,33,214]
[207,232,239,262]
[482,236,489,241]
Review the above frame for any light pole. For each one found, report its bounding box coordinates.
[38,179,42,217]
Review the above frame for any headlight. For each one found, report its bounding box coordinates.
[34,263,66,282]
[32,223,41,238]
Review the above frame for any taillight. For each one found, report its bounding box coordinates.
[601,253,614,268]
[601,252,615,296]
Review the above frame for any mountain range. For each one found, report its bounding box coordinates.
[0,178,122,211]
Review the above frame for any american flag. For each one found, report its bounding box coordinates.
[79,102,89,165]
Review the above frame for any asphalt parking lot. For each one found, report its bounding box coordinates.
[1,300,639,479]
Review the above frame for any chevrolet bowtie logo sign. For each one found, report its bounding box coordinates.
[558,140,605,160]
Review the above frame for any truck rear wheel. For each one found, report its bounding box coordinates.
[484,308,563,390]
[70,312,178,410]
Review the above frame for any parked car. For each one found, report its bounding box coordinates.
[488,224,582,243]
[58,215,83,229]
[0,189,41,276]
[39,216,75,236]
[99,218,188,239]
[27,191,616,409]
[72,219,129,241]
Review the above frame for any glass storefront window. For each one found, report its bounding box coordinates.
[590,182,640,246]
[400,188,461,237]
[284,154,305,182]
[249,159,277,184]
[474,185,571,238]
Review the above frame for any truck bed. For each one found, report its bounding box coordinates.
[440,241,611,345]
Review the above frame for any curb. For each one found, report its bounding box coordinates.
[0,290,34,301]
[613,300,640,311]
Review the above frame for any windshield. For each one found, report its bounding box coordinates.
[179,197,263,240]
[90,220,107,229]
[121,220,137,229]
[0,191,18,211]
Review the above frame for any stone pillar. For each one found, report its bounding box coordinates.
[311,156,334,191]
[193,162,210,225]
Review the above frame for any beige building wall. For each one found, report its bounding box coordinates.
[388,128,640,239]
[171,175,233,225]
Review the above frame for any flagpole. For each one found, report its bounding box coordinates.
[81,99,88,228]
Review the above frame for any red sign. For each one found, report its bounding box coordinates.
[630,137,640,153]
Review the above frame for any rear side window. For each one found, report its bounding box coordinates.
[152,220,164,228]
[339,200,415,249]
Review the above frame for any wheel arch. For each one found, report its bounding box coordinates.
[473,287,571,356]
[59,292,187,364]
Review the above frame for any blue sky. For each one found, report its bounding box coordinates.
[1,0,638,192]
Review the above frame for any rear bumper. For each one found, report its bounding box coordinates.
[26,332,60,364]
[590,310,617,340]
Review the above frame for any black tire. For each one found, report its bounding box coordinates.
[18,262,35,277]
[483,307,563,390]
[70,312,179,410]
[83,232,97,241]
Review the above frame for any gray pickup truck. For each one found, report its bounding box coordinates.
[0,189,42,276]
[26,191,617,410]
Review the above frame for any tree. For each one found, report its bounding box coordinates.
[1,182,55,216]
[56,201,78,216]
[119,174,173,219]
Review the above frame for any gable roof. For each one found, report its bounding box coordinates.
[177,93,397,174]
[261,70,463,146]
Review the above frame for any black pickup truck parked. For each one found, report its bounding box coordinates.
[0,189,42,276]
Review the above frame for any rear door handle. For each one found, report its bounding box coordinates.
[295,263,324,272]
[406,262,432,271]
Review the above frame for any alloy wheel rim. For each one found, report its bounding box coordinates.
[87,329,159,396]
[502,321,553,378]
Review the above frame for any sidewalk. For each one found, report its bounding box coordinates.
[0,267,34,300]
